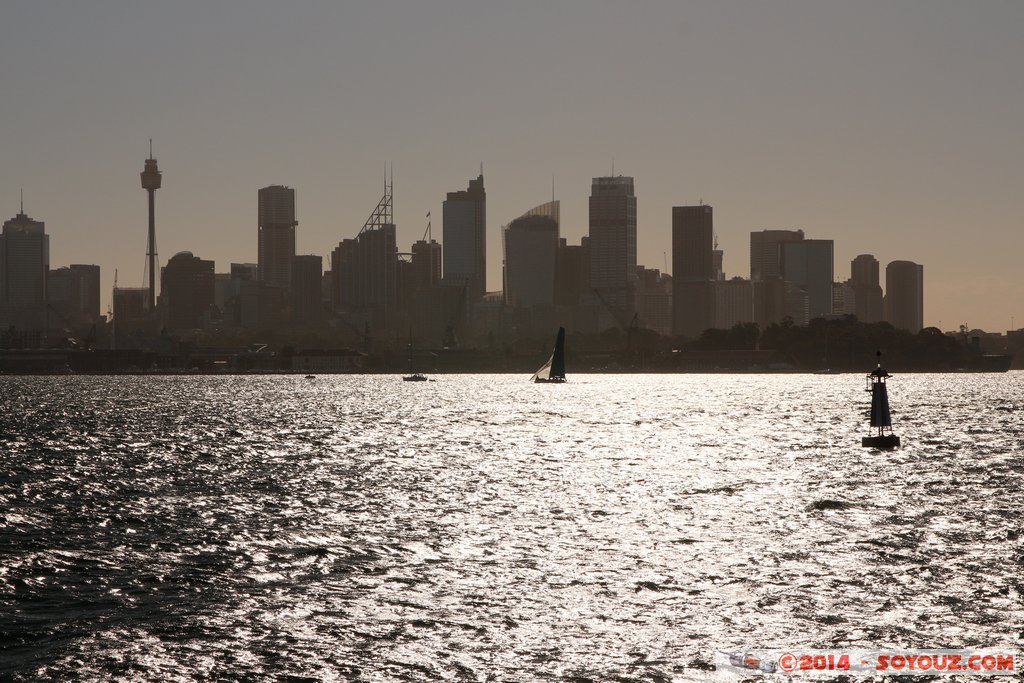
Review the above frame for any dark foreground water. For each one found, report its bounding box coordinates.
[1,374,1022,681]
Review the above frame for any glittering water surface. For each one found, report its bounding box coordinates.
[1,373,1022,681]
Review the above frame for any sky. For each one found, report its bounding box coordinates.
[2,0,1022,332]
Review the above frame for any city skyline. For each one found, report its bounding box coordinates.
[3,2,1022,331]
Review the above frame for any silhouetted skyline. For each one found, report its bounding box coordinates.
[3,2,1023,331]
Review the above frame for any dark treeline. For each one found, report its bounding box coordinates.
[550,315,1001,372]
[684,316,967,371]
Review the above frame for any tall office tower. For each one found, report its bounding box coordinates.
[47,264,101,326]
[753,278,787,328]
[672,204,714,337]
[750,229,805,281]
[330,180,398,330]
[442,174,486,300]
[411,238,442,290]
[160,251,215,331]
[781,239,834,322]
[832,280,857,316]
[112,287,149,344]
[140,143,162,311]
[1,205,49,316]
[714,278,755,330]
[503,201,559,308]
[258,185,297,289]
[589,176,637,323]
[230,263,258,281]
[331,226,397,330]
[555,237,589,309]
[637,266,673,337]
[850,254,884,323]
[884,260,924,333]
[291,255,323,326]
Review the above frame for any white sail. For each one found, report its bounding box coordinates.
[531,355,553,382]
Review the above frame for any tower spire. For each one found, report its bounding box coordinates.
[20,188,23,214]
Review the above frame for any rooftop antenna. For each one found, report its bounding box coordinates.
[552,174,555,203]
[479,161,483,178]
[20,188,23,214]
[663,251,668,273]
[612,158,615,176]
[149,138,153,159]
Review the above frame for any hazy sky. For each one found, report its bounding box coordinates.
[3,1,1022,331]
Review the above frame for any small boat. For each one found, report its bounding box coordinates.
[304,374,316,379]
[532,326,567,383]
[402,328,428,382]
[862,351,900,449]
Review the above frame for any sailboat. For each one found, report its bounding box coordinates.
[861,351,900,449]
[403,328,428,382]
[532,327,567,383]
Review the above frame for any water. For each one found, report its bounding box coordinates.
[1,373,1022,681]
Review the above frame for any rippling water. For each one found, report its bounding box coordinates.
[1,373,1022,681]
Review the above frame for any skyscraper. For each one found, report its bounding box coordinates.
[781,239,834,322]
[672,204,714,337]
[1,206,49,317]
[750,229,804,281]
[884,260,924,333]
[258,185,297,289]
[503,201,559,309]
[160,251,215,331]
[291,255,323,326]
[588,176,637,324]
[850,254,884,323]
[442,174,486,301]
[411,239,442,291]
[47,264,101,326]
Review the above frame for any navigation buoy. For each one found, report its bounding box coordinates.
[862,351,900,449]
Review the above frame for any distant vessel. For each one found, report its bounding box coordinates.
[532,327,567,383]
[403,328,429,382]
[862,351,900,449]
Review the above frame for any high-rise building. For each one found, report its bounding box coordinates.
[750,229,804,281]
[503,201,559,309]
[48,264,100,327]
[331,228,397,331]
[637,266,673,337]
[555,236,589,310]
[411,239,442,291]
[258,185,297,289]
[753,278,787,328]
[112,286,149,343]
[714,278,754,330]
[1,207,49,316]
[589,176,637,324]
[832,280,857,317]
[291,255,323,326]
[884,260,924,333]
[781,239,834,322]
[442,174,486,300]
[160,251,215,331]
[140,144,162,311]
[850,254,883,323]
[672,204,714,337]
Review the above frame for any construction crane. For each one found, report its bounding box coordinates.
[592,288,640,353]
